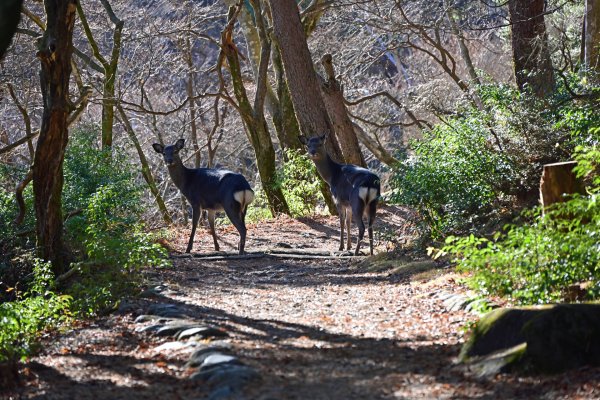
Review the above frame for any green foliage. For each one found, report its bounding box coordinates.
[275,149,325,217]
[439,143,600,305]
[61,126,169,315]
[0,259,71,362]
[244,188,273,222]
[388,79,598,239]
[388,117,509,238]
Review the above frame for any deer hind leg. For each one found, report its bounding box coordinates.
[207,210,220,251]
[224,202,247,255]
[352,202,366,256]
[367,200,377,255]
[337,204,345,251]
[345,207,353,251]
[186,206,201,253]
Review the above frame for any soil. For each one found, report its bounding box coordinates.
[6,205,600,399]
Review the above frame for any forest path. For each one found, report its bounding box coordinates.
[12,206,600,399]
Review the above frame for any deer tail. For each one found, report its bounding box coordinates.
[233,189,255,210]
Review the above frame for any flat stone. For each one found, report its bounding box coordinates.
[190,364,259,387]
[154,341,191,352]
[134,324,164,333]
[177,326,228,340]
[156,323,200,337]
[200,354,239,369]
[187,346,232,368]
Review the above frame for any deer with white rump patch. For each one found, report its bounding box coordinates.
[299,134,380,255]
[153,139,254,254]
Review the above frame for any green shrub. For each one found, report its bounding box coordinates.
[388,80,598,239]
[439,141,600,304]
[276,149,325,217]
[60,127,169,315]
[0,259,71,362]
[388,116,510,238]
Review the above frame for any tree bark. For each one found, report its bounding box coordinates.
[76,0,123,150]
[319,54,365,167]
[33,0,77,274]
[222,4,290,216]
[117,105,171,225]
[584,0,600,76]
[267,0,343,162]
[539,161,585,210]
[508,0,555,98]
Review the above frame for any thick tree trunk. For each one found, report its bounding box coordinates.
[33,0,77,274]
[584,0,600,76]
[319,54,365,167]
[508,0,555,98]
[267,0,343,162]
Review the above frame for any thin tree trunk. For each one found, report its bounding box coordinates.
[222,4,289,216]
[33,0,77,274]
[117,105,171,225]
[76,0,123,149]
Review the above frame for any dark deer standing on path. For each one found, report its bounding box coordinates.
[153,139,254,254]
[299,134,380,255]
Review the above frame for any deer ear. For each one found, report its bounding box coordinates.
[298,135,308,145]
[152,143,164,154]
[175,138,185,150]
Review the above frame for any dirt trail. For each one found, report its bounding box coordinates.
[10,206,600,399]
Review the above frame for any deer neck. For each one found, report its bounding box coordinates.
[312,153,341,185]
[167,157,188,191]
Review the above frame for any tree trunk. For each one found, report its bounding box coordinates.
[508,0,555,98]
[267,0,343,162]
[272,43,303,151]
[117,105,171,225]
[222,4,289,216]
[33,0,77,274]
[584,0,600,76]
[319,54,365,167]
[184,28,201,168]
[539,161,585,210]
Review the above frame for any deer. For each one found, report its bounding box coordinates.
[152,139,254,254]
[299,134,380,255]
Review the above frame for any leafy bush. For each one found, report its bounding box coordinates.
[388,80,598,239]
[439,140,600,304]
[0,259,71,362]
[61,127,169,315]
[275,149,325,217]
[388,116,510,238]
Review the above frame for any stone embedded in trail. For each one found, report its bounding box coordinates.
[156,323,202,337]
[146,303,188,318]
[134,314,174,324]
[177,326,228,340]
[134,323,164,333]
[189,364,260,387]
[154,341,193,352]
[187,345,232,368]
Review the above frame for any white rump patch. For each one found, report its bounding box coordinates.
[358,187,369,202]
[358,187,378,204]
[234,190,255,207]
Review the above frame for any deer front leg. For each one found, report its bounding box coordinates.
[186,206,201,253]
[207,210,220,251]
